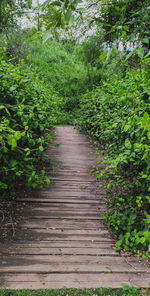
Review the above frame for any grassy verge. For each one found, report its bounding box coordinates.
[0,287,150,296]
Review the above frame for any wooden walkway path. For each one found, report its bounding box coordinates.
[0,126,150,289]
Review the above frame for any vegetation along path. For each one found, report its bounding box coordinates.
[0,126,150,289]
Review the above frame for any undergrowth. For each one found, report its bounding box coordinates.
[78,58,150,256]
[0,286,150,296]
[24,36,91,121]
[0,47,59,196]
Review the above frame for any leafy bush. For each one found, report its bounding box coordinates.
[0,54,57,196]
[78,62,150,255]
[25,38,88,98]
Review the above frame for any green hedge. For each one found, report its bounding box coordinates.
[0,56,57,196]
[78,65,150,255]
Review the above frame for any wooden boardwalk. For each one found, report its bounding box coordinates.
[0,126,150,289]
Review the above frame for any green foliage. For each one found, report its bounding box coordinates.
[78,61,150,255]
[26,38,87,96]
[24,37,95,118]
[41,0,82,30]
[0,286,149,296]
[0,54,57,196]
[100,0,150,50]
[0,0,33,31]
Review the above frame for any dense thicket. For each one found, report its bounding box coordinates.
[78,62,150,254]
[0,49,59,195]
[72,0,150,256]
[24,37,96,116]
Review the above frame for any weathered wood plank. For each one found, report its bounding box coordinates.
[27,208,104,214]
[1,273,150,289]
[17,198,101,204]
[0,262,147,273]
[0,253,147,271]
[24,216,104,220]
[0,241,115,249]
[22,219,106,229]
[16,202,101,209]
[0,247,118,256]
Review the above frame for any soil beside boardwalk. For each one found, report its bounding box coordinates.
[0,126,150,289]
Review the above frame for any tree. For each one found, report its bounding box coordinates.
[100,0,150,50]
[0,0,33,32]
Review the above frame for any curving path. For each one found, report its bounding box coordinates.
[0,126,149,289]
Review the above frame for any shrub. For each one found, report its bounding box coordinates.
[78,63,150,255]
[0,55,57,196]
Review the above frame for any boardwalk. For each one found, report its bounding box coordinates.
[0,126,149,289]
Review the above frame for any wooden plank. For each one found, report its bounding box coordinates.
[0,252,144,264]
[50,178,94,182]
[38,194,102,199]
[0,247,118,256]
[28,215,104,220]
[18,229,110,235]
[16,202,101,209]
[1,273,150,289]
[25,216,104,220]
[0,254,146,265]
[13,235,114,243]
[39,192,98,197]
[14,228,114,242]
[30,197,103,202]
[28,208,104,213]
[22,219,106,229]
[0,241,115,249]
[17,198,101,204]
[0,262,145,274]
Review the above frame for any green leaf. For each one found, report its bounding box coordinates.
[147,130,150,140]
[125,139,132,149]
[10,160,18,167]
[142,38,149,44]
[11,138,17,149]
[50,1,62,6]
[39,145,44,152]
[144,51,150,58]
[65,10,72,24]
[14,131,22,140]
[99,52,107,61]
[0,106,5,110]
[7,134,17,149]
[10,86,16,92]
[41,169,45,175]
[26,150,30,156]
[32,171,36,177]
[47,135,53,143]
[45,178,51,185]
[125,50,135,61]
[142,112,150,128]
[124,124,131,132]
[32,183,37,189]
[137,48,144,59]
[43,29,52,43]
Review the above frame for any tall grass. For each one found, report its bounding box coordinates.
[25,38,91,110]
